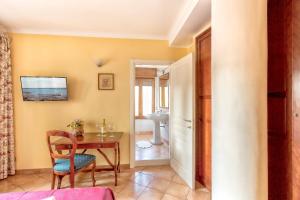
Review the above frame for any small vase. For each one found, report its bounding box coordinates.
[73,127,84,136]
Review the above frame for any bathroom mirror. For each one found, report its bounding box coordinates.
[159,73,169,108]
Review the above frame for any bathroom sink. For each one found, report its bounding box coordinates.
[145,113,169,145]
[145,113,169,121]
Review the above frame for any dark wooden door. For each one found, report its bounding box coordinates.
[267,0,292,199]
[292,0,300,198]
[195,28,211,189]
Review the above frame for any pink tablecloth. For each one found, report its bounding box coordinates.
[0,187,115,200]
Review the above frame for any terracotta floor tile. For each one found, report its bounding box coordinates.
[137,188,164,200]
[141,165,168,175]
[117,182,146,199]
[142,165,175,181]
[131,173,154,187]
[97,178,130,194]
[135,133,169,161]
[130,171,144,178]
[118,170,134,180]
[161,194,183,200]
[0,180,23,193]
[187,188,211,200]
[165,182,190,199]
[172,174,187,186]
[154,170,175,181]
[37,173,53,181]
[94,171,114,179]
[76,180,95,188]
[147,177,171,193]
[128,166,145,173]
[7,174,40,186]
[114,193,136,200]
[19,177,51,191]
[0,166,211,200]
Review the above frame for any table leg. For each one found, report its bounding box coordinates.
[97,149,114,168]
[114,145,118,186]
[117,143,120,173]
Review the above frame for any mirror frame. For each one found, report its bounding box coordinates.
[159,73,169,109]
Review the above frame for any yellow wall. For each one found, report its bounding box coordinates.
[10,33,188,170]
[187,43,195,54]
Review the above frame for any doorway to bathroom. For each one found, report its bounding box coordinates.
[130,60,171,166]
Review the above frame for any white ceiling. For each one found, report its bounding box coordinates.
[0,0,210,46]
[169,0,211,46]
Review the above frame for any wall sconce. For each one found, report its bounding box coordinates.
[95,59,106,67]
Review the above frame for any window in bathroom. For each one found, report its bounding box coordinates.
[142,84,153,115]
[135,85,139,116]
[159,78,169,108]
[164,86,169,107]
[135,78,155,118]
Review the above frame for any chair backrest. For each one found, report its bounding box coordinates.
[46,130,77,171]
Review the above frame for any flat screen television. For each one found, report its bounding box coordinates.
[20,76,68,101]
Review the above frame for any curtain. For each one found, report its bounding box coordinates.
[0,31,15,179]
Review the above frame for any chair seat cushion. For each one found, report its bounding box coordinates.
[54,154,95,172]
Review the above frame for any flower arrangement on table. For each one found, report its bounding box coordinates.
[67,119,84,136]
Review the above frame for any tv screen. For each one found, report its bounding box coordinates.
[20,76,68,101]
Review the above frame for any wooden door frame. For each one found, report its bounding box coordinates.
[129,59,172,168]
[195,28,211,189]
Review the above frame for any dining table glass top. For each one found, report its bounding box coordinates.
[52,132,123,145]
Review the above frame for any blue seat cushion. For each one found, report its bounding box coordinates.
[54,154,96,172]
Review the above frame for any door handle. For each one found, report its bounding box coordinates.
[184,119,192,123]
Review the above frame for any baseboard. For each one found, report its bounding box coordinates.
[16,164,130,175]
[171,159,194,189]
[16,168,52,175]
[135,159,170,167]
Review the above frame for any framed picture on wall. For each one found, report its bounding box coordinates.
[98,73,114,90]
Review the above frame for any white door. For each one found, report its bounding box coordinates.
[170,53,195,189]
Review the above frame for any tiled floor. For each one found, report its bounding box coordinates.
[0,165,210,200]
[135,133,169,161]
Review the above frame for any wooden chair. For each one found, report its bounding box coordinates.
[47,130,96,189]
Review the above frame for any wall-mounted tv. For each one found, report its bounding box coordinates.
[20,76,68,101]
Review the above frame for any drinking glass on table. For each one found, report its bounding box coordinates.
[95,122,105,136]
[107,122,114,132]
